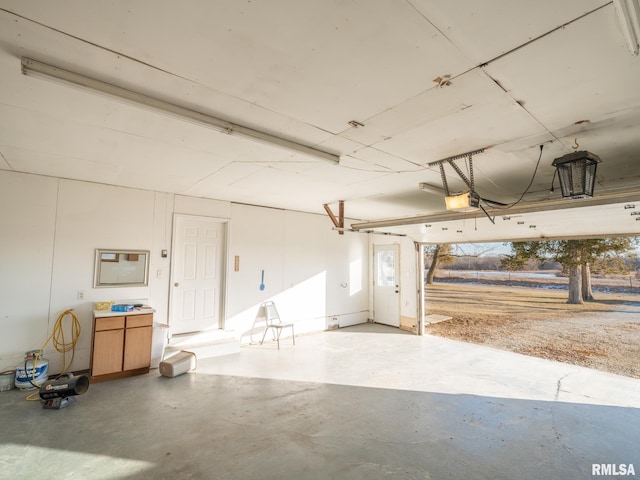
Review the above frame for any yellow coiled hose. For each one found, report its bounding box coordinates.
[26,309,81,400]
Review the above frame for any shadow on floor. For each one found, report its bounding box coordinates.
[1,370,638,480]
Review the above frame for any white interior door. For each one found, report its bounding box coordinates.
[170,215,226,334]
[373,244,400,327]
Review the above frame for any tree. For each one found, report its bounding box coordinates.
[501,238,638,304]
[424,244,454,284]
[556,238,637,301]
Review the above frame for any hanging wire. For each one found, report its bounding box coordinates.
[485,144,545,210]
[550,168,558,193]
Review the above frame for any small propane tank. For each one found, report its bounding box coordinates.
[15,350,49,390]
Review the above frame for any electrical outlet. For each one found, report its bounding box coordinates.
[77,290,84,300]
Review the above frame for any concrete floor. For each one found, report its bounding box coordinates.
[1,323,639,479]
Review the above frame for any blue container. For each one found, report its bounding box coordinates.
[111,304,134,312]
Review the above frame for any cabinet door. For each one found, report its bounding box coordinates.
[123,326,152,371]
[92,329,125,376]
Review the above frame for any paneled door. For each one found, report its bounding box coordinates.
[373,244,400,327]
[170,215,226,334]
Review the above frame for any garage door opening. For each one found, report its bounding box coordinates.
[421,239,640,379]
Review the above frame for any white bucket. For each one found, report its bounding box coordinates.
[0,370,16,392]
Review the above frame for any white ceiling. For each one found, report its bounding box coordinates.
[1,1,639,243]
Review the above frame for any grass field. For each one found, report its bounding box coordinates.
[424,281,640,379]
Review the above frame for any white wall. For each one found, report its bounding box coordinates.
[0,170,370,373]
[0,175,159,374]
[226,204,370,342]
[0,173,58,362]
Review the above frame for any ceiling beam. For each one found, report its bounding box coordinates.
[351,189,640,230]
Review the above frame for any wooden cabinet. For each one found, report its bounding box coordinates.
[90,311,154,382]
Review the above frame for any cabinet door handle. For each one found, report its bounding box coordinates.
[174,282,179,287]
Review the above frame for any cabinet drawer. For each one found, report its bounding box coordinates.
[126,313,153,328]
[95,316,125,331]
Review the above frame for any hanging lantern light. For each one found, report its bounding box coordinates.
[551,150,601,199]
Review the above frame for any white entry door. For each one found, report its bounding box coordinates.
[373,244,400,327]
[170,215,226,334]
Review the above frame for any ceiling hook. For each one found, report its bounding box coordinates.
[572,138,579,151]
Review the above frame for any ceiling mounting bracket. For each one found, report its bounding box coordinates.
[323,201,345,235]
[446,155,475,191]
[428,148,485,194]
[438,164,451,196]
[479,204,495,224]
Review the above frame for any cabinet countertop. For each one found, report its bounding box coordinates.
[94,307,155,318]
